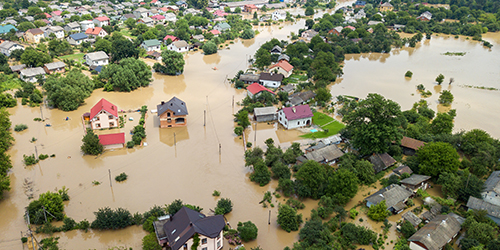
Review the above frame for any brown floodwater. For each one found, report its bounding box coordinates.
[1,3,499,250]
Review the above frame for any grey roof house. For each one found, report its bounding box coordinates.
[239,73,259,84]
[157,97,188,128]
[365,184,413,214]
[253,106,277,122]
[296,144,344,165]
[402,211,422,228]
[20,67,46,83]
[214,22,231,32]
[466,196,500,225]
[400,174,431,192]
[259,72,284,88]
[408,214,461,250]
[369,153,396,173]
[482,170,500,206]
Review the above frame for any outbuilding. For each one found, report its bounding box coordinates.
[253,106,277,122]
[98,133,125,149]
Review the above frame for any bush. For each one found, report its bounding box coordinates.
[142,232,162,250]
[77,219,90,231]
[23,154,39,166]
[215,198,233,215]
[126,141,135,148]
[367,201,390,222]
[349,208,358,219]
[81,129,103,155]
[277,204,302,232]
[246,142,252,148]
[115,172,128,182]
[203,41,218,55]
[90,207,133,230]
[39,154,49,160]
[237,221,258,241]
[212,190,221,196]
[61,217,76,231]
[234,126,244,136]
[14,124,28,131]
[405,71,413,78]
[240,29,255,39]
[28,191,65,224]
[143,216,156,233]
[286,198,305,210]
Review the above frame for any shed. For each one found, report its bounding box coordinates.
[393,165,413,176]
[483,171,500,206]
[402,211,422,228]
[98,133,125,149]
[400,174,431,192]
[400,136,425,155]
[253,106,277,122]
[10,64,26,73]
[369,153,396,173]
[239,74,260,84]
[300,144,344,164]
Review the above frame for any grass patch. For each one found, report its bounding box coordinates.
[300,112,345,139]
[286,73,308,84]
[116,29,137,39]
[0,74,22,90]
[442,52,466,56]
[59,53,84,62]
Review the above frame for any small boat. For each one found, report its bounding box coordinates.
[45,124,51,127]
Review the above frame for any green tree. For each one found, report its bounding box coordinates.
[99,58,152,92]
[234,110,251,128]
[90,207,133,229]
[436,74,445,84]
[93,38,112,55]
[250,159,271,186]
[430,110,456,135]
[153,50,185,75]
[43,69,94,111]
[277,204,303,232]
[48,39,73,56]
[9,49,24,61]
[142,232,162,250]
[237,221,258,241]
[315,88,332,104]
[298,218,330,248]
[240,29,255,39]
[17,21,35,32]
[124,18,136,29]
[81,129,103,155]
[400,220,417,238]
[253,48,271,69]
[20,47,52,67]
[367,200,390,221]
[296,160,326,199]
[405,71,413,78]
[215,198,233,215]
[326,169,359,205]
[343,93,402,155]
[305,6,314,16]
[417,142,460,177]
[110,34,139,62]
[438,90,454,106]
[27,191,64,224]
[467,221,497,245]
[202,41,217,55]
[166,200,184,215]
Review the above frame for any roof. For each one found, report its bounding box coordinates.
[10,64,26,72]
[69,33,88,40]
[393,165,413,175]
[162,207,225,250]
[246,82,275,95]
[365,184,412,209]
[170,40,188,48]
[239,74,259,82]
[86,27,105,35]
[66,22,80,28]
[381,2,393,7]
[400,174,431,186]
[0,41,22,50]
[90,98,118,119]
[303,144,344,163]
[86,51,109,61]
[260,72,283,82]
[140,17,154,23]
[269,60,293,72]
[278,54,290,62]
[157,96,188,116]
[408,215,461,250]
[142,39,161,47]
[369,153,396,171]
[402,211,422,227]
[0,24,17,34]
[95,16,110,21]
[288,91,316,105]
[123,13,136,19]
[164,35,178,41]
[254,106,276,116]
[209,29,220,35]
[98,133,125,145]
[51,10,62,16]
[466,196,500,219]
[280,84,294,92]
[135,7,148,12]
[484,171,500,194]
[271,45,282,53]
[44,61,66,70]
[151,14,165,20]
[215,22,231,29]
[281,104,313,121]
[27,28,44,35]
[20,67,46,77]
[400,136,425,150]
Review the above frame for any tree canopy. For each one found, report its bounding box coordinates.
[417,142,460,177]
[277,204,303,232]
[81,129,103,155]
[20,47,52,67]
[153,50,185,75]
[43,69,94,111]
[99,57,152,92]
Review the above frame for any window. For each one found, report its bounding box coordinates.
[167,112,171,117]
[109,115,113,119]
[297,121,299,125]
[96,123,101,128]
[201,238,207,244]
[109,122,114,127]
[202,248,207,250]
[167,118,171,123]
[96,117,100,121]
[217,241,221,248]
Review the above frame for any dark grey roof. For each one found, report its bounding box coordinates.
[157,96,188,116]
[306,141,326,151]
[466,196,500,219]
[484,171,500,194]
[370,153,397,173]
[365,184,412,209]
[280,84,294,93]
[402,211,422,227]
[303,144,344,163]
[162,207,225,250]
[288,91,316,106]
[278,54,290,62]
[400,174,431,186]
[259,72,283,82]
[408,214,461,250]
[270,45,282,53]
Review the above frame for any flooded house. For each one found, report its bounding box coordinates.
[408,214,461,250]
[85,51,109,67]
[98,133,125,149]
[288,90,316,106]
[90,98,119,130]
[369,153,397,173]
[393,165,413,176]
[246,82,275,98]
[482,170,500,206]
[157,97,188,128]
[153,206,225,250]
[400,174,431,193]
[402,211,422,229]
[259,72,284,88]
[253,106,277,122]
[167,40,189,53]
[365,184,413,214]
[239,73,259,84]
[277,104,313,129]
[20,67,46,83]
[466,196,500,226]
[399,136,425,155]
[269,59,294,77]
[296,144,344,165]
[141,39,161,52]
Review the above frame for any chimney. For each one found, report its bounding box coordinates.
[111,105,114,110]
[161,101,165,105]
[292,107,296,113]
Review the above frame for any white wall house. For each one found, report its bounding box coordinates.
[44,26,65,39]
[0,41,24,56]
[272,10,286,21]
[277,105,313,129]
[141,39,161,52]
[167,40,189,53]
[80,20,95,31]
[259,72,283,88]
[85,51,109,66]
[67,33,88,45]
[20,67,46,83]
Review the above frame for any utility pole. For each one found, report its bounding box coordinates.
[174,133,176,146]
[219,144,221,155]
[232,96,234,108]
[42,206,47,223]
[254,123,257,144]
[40,106,43,120]
[108,169,112,187]
[34,146,38,160]
[204,110,206,127]
[26,210,36,250]
[268,210,271,225]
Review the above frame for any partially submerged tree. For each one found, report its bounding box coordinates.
[153,50,185,75]
[81,129,103,155]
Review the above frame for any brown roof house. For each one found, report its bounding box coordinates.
[400,136,425,155]
[393,165,413,176]
[153,206,225,250]
[157,97,188,128]
[400,174,431,193]
[365,184,413,214]
[369,153,397,173]
[408,214,461,250]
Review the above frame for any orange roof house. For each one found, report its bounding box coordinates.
[269,60,294,77]
[85,27,108,38]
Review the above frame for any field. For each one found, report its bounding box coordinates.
[300,112,345,139]
[59,53,85,63]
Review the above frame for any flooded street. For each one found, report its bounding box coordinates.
[1,2,500,249]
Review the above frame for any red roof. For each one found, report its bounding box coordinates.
[160,7,169,11]
[213,10,228,17]
[95,16,110,21]
[345,25,356,30]
[163,35,178,41]
[99,133,125,145]
[152,14,165,20]
[246,83,275,95]
[86,27,104,35]
[269,60,294,72]
[209,29,220,35]
[281,105,313,120]
[151,0,159,2]
[44,13,52,18]
[90,98,118,119]
[140,2,146,4]
[245,4,258,9]
[51,10,62,16]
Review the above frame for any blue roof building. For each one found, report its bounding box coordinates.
[0,24,17,34]
[69,33,88,40]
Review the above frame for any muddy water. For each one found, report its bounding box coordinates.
[333,32,500,138]
[2,4,499,250]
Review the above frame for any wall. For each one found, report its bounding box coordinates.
[159,111,187,128]
[260,79,281,88]
[91,111,118,130]
[277,110,311,129]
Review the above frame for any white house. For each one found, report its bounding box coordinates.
[138,17,154,27]
[20,67,46,83]
[259,72,283,88]
[90,98,119,130]
[93,16,110,27]
[133,7,149,19]
[67,33,88,45]
[141,39,161,52]
[277,105,313,129]
[43,26,65,39]
[0,41,24,56]
[164,12,177,22]
[272,10,286,21]
[80,20,95,31]
[167,40,189,53]
[85,51,109,66]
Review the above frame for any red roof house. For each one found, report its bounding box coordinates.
[246,82,275,98]
[99,133,126,149]
[209,29,221,36]
[90,98,119,130]
[152,15,165,20]
[51,11,62,16]
[86,27,108,38]
[269,60,294,77]
[278,105,313,129]
[244,4,258,12]
[163,35,179,42]
[94,16,110,27]
[44,13,52,18]
[213,10,228,17]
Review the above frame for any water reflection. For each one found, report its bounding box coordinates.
[159,126,190,147]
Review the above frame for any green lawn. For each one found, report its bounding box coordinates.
[0,74,22,91]
[59,53,84,62]
[117,29,137,39]
[286,73,308,84]
[300,112,345,139]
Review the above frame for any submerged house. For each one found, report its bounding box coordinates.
[246,82,275,98]
[402,211,422,229]
[90,98,119,130]
[157,97,188,128]
[408,214,461,250]
[153,206,225,250]
[253,106,277,122]
[400,174,431,192]
[393,165,413,176]
[400,136,425,155]
[296,144,344,165]
[365,184,413,214]
[98,133,125,149]
[277,104,313,130]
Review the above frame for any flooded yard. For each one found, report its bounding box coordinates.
[1,3,499,249]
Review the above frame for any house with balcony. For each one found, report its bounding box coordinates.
[85,51,109,67]
[157,97,188,128]
[90,98,119,130]
[24,28,45,43]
